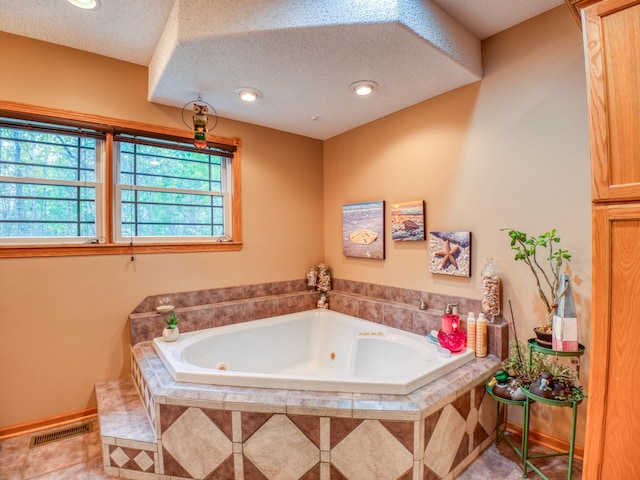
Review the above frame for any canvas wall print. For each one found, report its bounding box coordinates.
[428,231,471,277]
[342,201,385,259]
[391,200,426,241]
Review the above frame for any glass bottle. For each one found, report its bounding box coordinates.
[481,257,501,323]
[306,267,318,291]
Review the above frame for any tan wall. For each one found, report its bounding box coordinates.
[1,6,592,448]
[0,33,324,427]
[324,6,591,445]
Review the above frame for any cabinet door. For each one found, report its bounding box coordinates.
[583,0,640,201]
[584,204,640,478]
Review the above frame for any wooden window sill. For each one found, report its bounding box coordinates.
[0,242,242,258]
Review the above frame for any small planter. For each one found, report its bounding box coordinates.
[522,384,584,406]
[489,380,526,401]
[533,327,553,347]
[163,310,179,341]
[527,372,584,404]
[162,326,179,342]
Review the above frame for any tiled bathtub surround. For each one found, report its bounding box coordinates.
[130,279,508,359]
[129,280,315,346]
[97,342,501,479]
[100,279,507,478]
[327,282,507,360]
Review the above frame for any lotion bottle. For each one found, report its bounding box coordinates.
[476,313,487,358]
[466,312,476,354]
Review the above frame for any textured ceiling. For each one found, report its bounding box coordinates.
[0,0,565,139]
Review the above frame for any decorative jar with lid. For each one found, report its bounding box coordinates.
[481,257,501,322]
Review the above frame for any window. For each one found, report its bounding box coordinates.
[114,134,233,242]
[0,118,104,244]
[0,108,241,257]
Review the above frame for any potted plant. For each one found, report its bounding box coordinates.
[527,359,584,403]
[492,340,584,402]
[500,341,543,386]
[162,311,179,342]
[489,299,583,403]
[491,340,545,401]
[502,228,571,346]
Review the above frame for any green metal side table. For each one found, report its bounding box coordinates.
[520,387,583,480]
[486,340,585,479]
[486,383,530,464]
[523,339,585,480]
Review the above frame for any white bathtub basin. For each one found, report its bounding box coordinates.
[152,308,474,394]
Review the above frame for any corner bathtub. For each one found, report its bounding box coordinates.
[152,309,474,395]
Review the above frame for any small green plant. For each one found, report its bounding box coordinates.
[545,361,577,386]
[544,361,584,401]
[502,228,571,329]
[501,340,549,387]
[165,311,178,329]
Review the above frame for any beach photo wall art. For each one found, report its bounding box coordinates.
[342,201,385,259]
[428,231,471,277]
[391,200,426,241]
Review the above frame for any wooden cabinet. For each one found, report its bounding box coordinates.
[580,0,640,478]
[582,0,640,202]
[587,204,640,478]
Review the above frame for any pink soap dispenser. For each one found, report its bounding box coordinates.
[438,304,467,352]
[441,303,458,333]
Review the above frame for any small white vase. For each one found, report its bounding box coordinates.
[162,327,179,342]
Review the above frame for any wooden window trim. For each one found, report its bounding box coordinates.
[0,100,242,258]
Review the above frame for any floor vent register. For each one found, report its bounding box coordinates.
[29,422,92,448]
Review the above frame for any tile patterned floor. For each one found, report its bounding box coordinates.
[0,417,581,479]
[458,432,583,480]
[0,418,112,480]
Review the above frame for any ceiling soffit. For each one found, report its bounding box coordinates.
[148,0,482,139]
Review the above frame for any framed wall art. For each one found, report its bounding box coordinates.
[428,231,471,277]
[391,200,426,241]
[342,201,385,259]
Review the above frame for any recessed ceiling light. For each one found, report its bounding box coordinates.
[67,0,99,9]
[350,80,378,96]
[236,88,262,102]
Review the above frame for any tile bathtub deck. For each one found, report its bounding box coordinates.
[2,346,578,480]
[0,417,581,479]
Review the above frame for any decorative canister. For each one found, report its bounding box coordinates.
[481,257,501,322]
